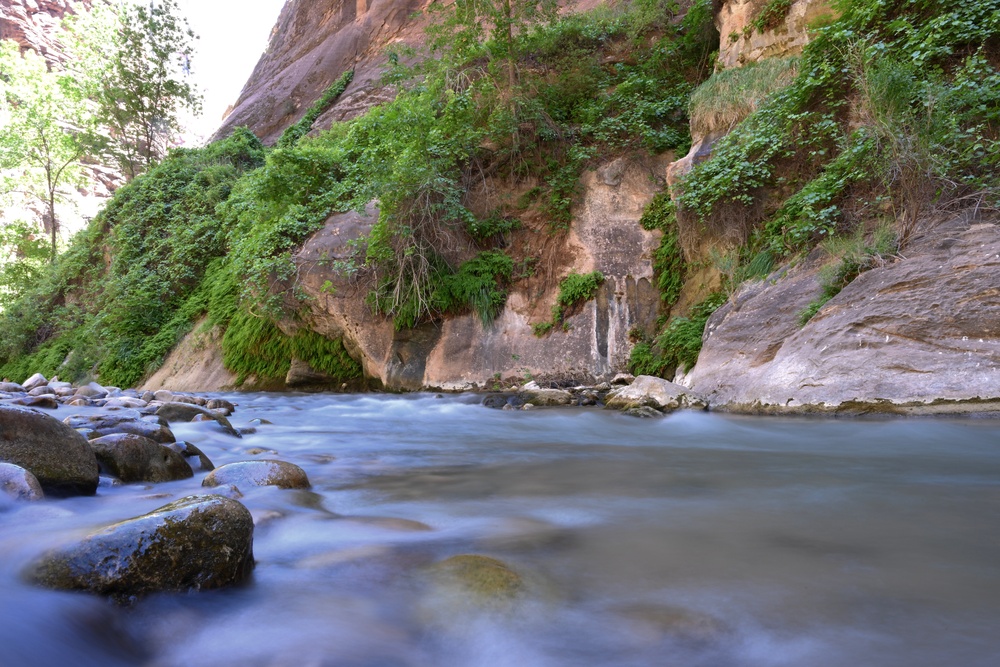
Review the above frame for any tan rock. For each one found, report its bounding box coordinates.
[604,375,707,413]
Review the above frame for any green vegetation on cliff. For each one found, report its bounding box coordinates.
[632,0,1000,379]
[0,0,717,385]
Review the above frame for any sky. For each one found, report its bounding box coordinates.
[170,0,288,142]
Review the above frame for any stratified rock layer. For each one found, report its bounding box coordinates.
[689,217,1000,413]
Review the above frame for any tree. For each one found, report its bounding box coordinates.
[0,40,93,262]
[430,0,558,90]
[66,0,202,180]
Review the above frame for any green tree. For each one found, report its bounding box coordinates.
[0,40,93,262]
[66,0,202,180]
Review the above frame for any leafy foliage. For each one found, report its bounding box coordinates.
[277,69,355,149]
[628,292,725,376]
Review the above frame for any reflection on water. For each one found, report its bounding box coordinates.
[2,393,1000,666]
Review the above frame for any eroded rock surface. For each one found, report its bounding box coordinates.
[689,218,1000,413]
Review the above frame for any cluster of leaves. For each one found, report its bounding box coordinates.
[277,69,355,149]
[750,0,793,34]
[628,292,725,376]
[532,271,605,335]
[678,0,1000,259]
[639,192,685,305]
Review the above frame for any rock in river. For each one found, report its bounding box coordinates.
[30,495,255,599]
[202,460,311,490]
[0,462,44,501]
[89,434,193,484]
[0,404,99,496]
[604,375,707,413]
[155,402,240,437]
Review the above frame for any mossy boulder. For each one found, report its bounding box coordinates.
[428,554,524,604]
[30,495,255,600]
[0,404,99,496]
[0,462,44,501]
[202,460,311,490]
[90,434,193,484]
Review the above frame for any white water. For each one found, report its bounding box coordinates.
[2,393,999,666]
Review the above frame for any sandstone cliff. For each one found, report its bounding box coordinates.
[0,0,92,63]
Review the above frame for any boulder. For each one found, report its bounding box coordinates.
[74,382,108,399]
[427,554,524,606]
[604,376,707,413]
[156,402,240,437]
[0,382,24,393]
[206,398,235,415]
[30,495,255,599]
[202,460,311,490]
[11,396,59,410]
[89,434,193,483]
[166,441,215,471]
[21,373,48,391]
[0,462,44,501]
[518,382,573,407]
[103,398,147,409]
[153,390,174,402]
[0,404,99,496]
[65,413,176,444]
[27,386,53,397]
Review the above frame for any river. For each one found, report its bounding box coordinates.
[2,393,999,666]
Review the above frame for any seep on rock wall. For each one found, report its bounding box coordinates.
[291,153,668,391]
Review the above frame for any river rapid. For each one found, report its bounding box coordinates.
[1,393,999,666]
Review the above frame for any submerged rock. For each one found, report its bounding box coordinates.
[202,460,311,490]
[11,396,59,410]
[167,441,215,471]
[0,404,99,496]
[604,376,707,413]
[89,434,193,484]
[518,382,573,407]
[30,495,255,600]
[427,554,524,605]
[0,462,44,501]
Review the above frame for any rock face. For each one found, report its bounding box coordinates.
[215,0,431,145]
[0,404,99,496]
[31,495,255,599]
[89,434,193,484]
[0,0,92,64]
[141,318,239,392]
[292,154,667,390]
[689,217,1000,413]
[716,0,835,69]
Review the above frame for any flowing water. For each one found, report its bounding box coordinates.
[2,393,1000,667]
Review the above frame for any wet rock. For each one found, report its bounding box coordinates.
[89,434,193,484]
[245,447,275,456]
[427,554,524,606]
[518,382,573,406]
[0,404,99,496]
[74,382,108,399]
[21,373,48,391]
[0,462,44,501]
[103,397,148,409]
[0,382,24,393]
[206,398,235,415]
[611,373,635,385]
[202,460,311,490]
[30,494,255,600]
[156,402,240,438]
[482,394,509,409]
[605,376,707,413]
[237,427,257,436]
[140,391,156,403]
[27,386,53,397]
[167,441,215,471]
[11,396,59,410]
[624,406,664,418]
[249,418,273,426]
[67,397,92,407]
[66,413,176,444]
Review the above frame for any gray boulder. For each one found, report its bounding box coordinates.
[517,381,573,406]
[90,434,193,483]
[11,396,59,410]
[30,495,255,600]
[604,375,707,413]
[0,382,24,393]
[65,413,175,444]
[74,382,108,399]
[21,373,48,391]
[203,460,310,490]
[0,404,99,496]
[0,462,44,501]
[156,402,240,437]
